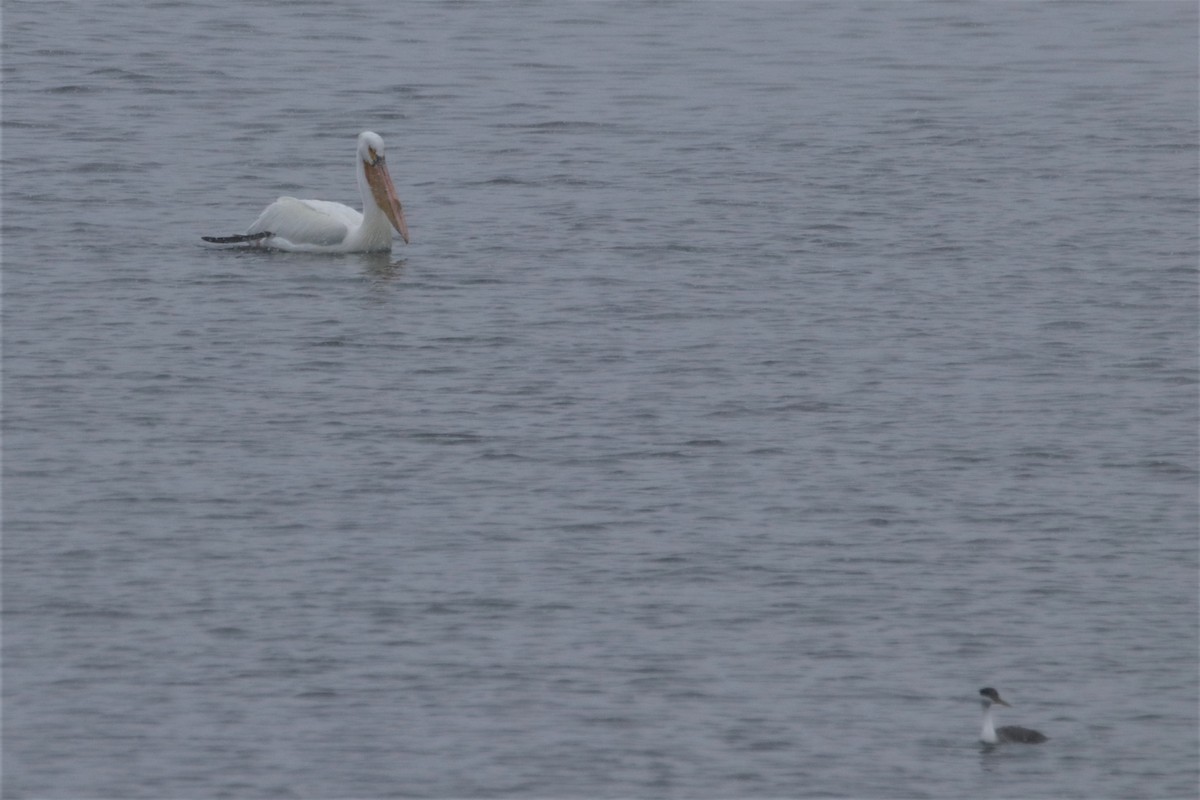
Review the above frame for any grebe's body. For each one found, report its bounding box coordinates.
[979,687,1047,744]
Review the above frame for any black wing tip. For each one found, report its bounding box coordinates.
[202,232,273,244]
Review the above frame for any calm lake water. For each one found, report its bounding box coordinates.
[3,1,1197,798]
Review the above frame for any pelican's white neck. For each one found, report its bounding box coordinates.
[356,157,378,217]
[351,155,395,250]
[980,701,999,744]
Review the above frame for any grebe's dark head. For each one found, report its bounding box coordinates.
[979,687,1012,707]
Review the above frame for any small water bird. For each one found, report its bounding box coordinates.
[979,687,1047,744]
[203,131,409,253]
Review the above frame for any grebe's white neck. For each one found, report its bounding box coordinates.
[980,700,999,744]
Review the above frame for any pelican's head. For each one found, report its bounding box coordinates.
[356,131,409,244]
[358,131,387,166]
[979,687,1012,708]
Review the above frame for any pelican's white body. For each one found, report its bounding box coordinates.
[247,195,394,253]
[212,131,409,253]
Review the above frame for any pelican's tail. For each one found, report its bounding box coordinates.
[201,231,273,244]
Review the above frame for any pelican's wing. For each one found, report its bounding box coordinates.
[248,197,361,247]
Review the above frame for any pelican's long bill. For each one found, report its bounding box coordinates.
[365,155,409,244]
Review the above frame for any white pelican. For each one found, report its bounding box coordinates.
[978,688,1048,744]
[203,131,409,253]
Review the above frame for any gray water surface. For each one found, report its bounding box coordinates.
[4,2,1197,798]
